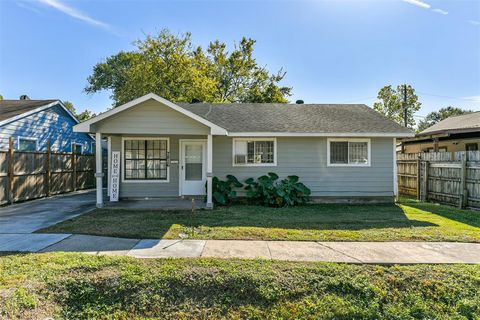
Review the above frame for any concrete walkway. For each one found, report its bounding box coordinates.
[0,234,477,264]
[0,191,479,264]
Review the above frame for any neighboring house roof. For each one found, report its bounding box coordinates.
[0,100,58,122]
[74,93,414,137]
[0,99,82,128]
[419,112,480,136]
[178,102,413,136]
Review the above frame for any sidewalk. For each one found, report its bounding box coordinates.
[1,233,479,264]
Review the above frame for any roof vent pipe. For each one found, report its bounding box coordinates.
[296,100,304,104]
[19,95,30,100]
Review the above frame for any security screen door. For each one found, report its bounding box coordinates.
[180,140,207,195]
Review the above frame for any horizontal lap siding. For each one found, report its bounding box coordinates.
[110,135,205,198]
[94,100,210,135]
[0,105,94,153]
[212,136,394,197]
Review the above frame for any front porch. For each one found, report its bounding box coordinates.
[94,133,215,209]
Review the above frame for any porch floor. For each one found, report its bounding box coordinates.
[105,197,206,210]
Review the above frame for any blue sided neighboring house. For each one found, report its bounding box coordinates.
[0,98,95,153]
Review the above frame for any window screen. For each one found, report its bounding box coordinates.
[330,140,369,165]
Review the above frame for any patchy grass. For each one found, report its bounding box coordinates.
[39,199,480,242]
[0,253,479,319]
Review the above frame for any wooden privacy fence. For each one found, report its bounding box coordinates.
[397,151,480,209]
[0,138,95,205]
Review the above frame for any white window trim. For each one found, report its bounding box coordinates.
[232,138,277,167]
[327,138,371,167]
[121,136,170,183]
[71,141,83,154]
[17,136,37,151]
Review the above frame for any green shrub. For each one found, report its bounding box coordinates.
[208,175,243,205]
[244,172,311,207]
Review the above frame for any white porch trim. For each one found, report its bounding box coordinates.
[95,132,104,208]
[206,134,213,209]
[393,138,398,200]
[73,93,228,135]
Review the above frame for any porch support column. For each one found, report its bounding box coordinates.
[393,138,398,201]
[95,132,104,208]
[206,134,213,209]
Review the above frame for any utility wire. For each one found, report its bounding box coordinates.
[416,91,478,101]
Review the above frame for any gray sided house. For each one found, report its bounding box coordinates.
[74,93,414,208]
[0,99,95,153]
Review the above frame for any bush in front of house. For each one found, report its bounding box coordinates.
[210,175,243,205]
[244,172,311,207]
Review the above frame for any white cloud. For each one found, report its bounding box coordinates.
[463,96,480,103]
[468,20,480,26]
[402,0,431,9]
[16,1,43,15]
[432,8,448,15]
[37,0,112,31]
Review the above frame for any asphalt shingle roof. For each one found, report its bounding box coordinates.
[419,112,480,135]
[0,100,57,122]
[177,102,413,134]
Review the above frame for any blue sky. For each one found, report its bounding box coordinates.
[0,0,479,123]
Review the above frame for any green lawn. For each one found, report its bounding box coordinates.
[1,253,479,319]
[39,198,480,242]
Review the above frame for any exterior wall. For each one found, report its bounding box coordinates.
[0,104,94,153]
[109,135,394,199]
[93,99,210,135]
[403,138,480,153]
[212,136,394,197]
[109,134,205,198]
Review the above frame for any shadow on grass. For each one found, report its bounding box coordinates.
[400,200,480,228]
[37,203,437,239]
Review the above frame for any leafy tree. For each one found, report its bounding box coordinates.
[373,84,421,128]
[63,101,96,122]
[0,94,3,100]
[85,29,291,106]
[417,106,473,132]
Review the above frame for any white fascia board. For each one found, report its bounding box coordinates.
[73,93,228,135]
[57,100,80,124]
[227,132,416,138]
[0,101,61,127]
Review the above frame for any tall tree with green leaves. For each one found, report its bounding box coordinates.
[373,84,421,128]
[63,101,96,122]
[417,106,473,132]
[85,29,291,106]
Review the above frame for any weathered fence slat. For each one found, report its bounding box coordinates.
[398,151,480,209]
[7,137,14,204]
[1,139,95,205]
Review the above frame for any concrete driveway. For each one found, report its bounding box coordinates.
[0,190,95,233]
[0,190,95,252]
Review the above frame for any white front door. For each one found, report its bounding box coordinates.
[180,140,207,195]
